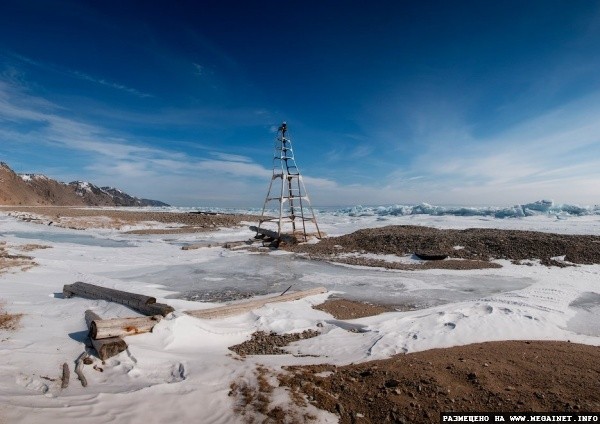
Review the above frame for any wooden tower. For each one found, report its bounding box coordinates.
[256,122,321,242]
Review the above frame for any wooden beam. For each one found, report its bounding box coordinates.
[90,315,163,340]
[185,287,327,320]
[64,282,174,317]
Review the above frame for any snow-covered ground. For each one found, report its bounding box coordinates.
[0,209,599,423]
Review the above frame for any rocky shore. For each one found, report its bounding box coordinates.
[286,225,600,270]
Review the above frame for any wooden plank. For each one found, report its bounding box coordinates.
[85,310,128,360]
[185,287,327,320]
[90,315,163,340]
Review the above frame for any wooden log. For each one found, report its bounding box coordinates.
[64,281,156,305]
[135,302,175,317]
[90,315,162,340]
[64,282,174,317]
[185,287,327,320]
[91,337,128,360]
[85,310,128,360]
[61,362,70,389]
[249,226,297,245]
[75,352,88,387]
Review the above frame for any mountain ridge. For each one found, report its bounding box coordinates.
[0,162,168,207]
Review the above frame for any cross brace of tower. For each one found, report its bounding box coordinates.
[256,122,322,243]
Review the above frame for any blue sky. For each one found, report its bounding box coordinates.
[1,1,599,207]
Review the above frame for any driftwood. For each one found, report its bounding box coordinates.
[249,226,297,245]
[85,310,128,360]
[90,315,162,340]
[75,352,88,387]
[61,362,70,389]
[185,287,327,320]
[63,282,174,317]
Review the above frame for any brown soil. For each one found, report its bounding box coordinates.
[14,244,52,252]
[0,303,22,331]
[285,225,600,269]
[0,242,37,274]
[314,299,397,320]
[229,330,320,356]
[278,341,600,423]
[1,206,259,232]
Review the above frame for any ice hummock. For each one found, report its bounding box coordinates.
[333,200,600,219]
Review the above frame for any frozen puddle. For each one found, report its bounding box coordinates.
[3,230,134,248]
[105,253,534,309]
[567,292,600,336]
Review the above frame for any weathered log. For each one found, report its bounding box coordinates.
[85,310,128,360]
[90,315,162,340]
[61,362,70,389]
[75,352,88,387]
[91,337,128,360]
[64,281,155,305]
[135,302,175,317]
[64,282,173,317]
[185,286,327,320]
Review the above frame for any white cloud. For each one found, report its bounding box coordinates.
[209,152,253,162]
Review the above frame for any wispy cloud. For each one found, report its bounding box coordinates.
[71,70,153,98]
[209,152,253,162]
[392,91,600,205]
[192,63,204,76]
[7,52,153,98]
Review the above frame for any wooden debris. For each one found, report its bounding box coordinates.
[85,310,128,360]
[185,287,327,320]
[75,352,88,387]
[63,281,174,317]
[135,302,174,317]
[249,226,297,245]
[61,362,70,389]
[90,315,162,340]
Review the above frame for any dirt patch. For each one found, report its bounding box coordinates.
[0,242,37,274]
[229,330,320,356]
[14,244,52,252]
[278,340,600,423]
[0,303,22,331]
[285,225,600,268]
[314,299,397,320]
